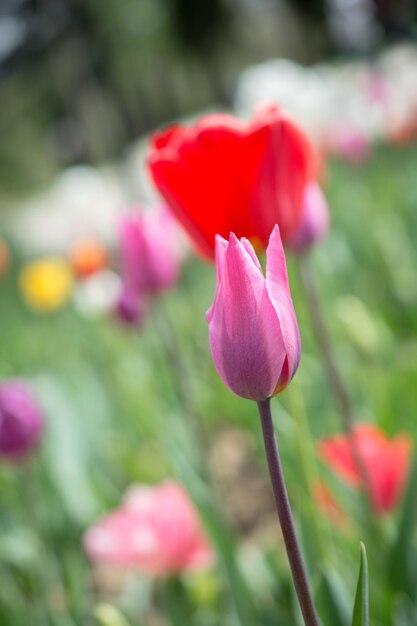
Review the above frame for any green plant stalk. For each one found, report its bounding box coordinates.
[152,302,209,470]
[257,398,320,626]
[297,255,374,509]
[286,384,328,560]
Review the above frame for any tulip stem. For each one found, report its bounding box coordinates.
[152,302,209,466]
[257,398,320,626]
[297,256,373,504]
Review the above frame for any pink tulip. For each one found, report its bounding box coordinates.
[119,207,180,293]
[286,182,329,253]
[84,481,213,576]
[206,225,301,400]
[318,424,412,515]
[0,380,44,461]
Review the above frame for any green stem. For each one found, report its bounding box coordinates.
[286,384,328,559]
[152,301,209,470]
[297,255,374,510]
[257,398,321,626]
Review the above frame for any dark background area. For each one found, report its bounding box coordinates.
[0,0,415,196]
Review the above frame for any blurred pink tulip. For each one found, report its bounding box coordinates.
[319,424,412,515]
[0,380,44,461]
[286,182,329,253]
[116,208,180,324]
[84,481,213,576]
[206,225,301,400]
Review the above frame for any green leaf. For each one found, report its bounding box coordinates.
[34,376,100,524]
[94,604,132,626]
[351,543,369,626]
[388,458,417,599]
[393,596,417,626]
[317,566,350,626]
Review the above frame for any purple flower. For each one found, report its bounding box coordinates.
[206,226,301,400]
[0,381,44,461]
[115,288,147,327]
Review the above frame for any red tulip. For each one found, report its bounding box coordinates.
[148,104,316,260]
[318,424,412,515]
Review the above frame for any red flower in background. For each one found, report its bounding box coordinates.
[148,104,316,259]
[318,424,412,515]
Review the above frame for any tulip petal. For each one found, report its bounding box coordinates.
[206,235,228,324]
[265,226,301,388]
[373,435,412,513]
[319,424,412,516]
[240,237,263,270]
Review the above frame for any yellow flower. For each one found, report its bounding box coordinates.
[20,258,73,312]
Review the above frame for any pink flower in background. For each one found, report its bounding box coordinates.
[116,208,181,325]
[0,381,44,461]
[84,481,213,576]
[326,125,371,163]
[207,225,300,400]
[286,182,329,253]
[318,424,412,515]
[119,208,180,295]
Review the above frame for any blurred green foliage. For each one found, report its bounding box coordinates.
[1,143,417,624]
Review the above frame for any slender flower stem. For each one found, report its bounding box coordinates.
[257,398,320,626]
[297,255,373,502]
[152,302,209,467]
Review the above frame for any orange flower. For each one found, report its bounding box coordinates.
[70,239,108,278]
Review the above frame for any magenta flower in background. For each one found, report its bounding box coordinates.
[286,182,329,253]
[0,380,44,461]
[206,225,301,400]
[84,480,213,576]
[120,207,180,294]
[116,207,181,325]
[115,287,148,326]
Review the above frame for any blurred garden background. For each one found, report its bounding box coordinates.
[2,1,417,625]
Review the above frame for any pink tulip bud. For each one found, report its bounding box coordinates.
[119,208,180,297]
[207,225,301,400]
[0,381,44,461]
[286,182,329,253]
